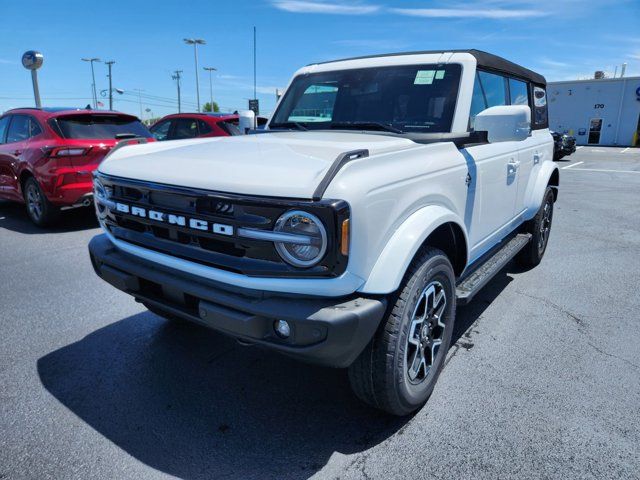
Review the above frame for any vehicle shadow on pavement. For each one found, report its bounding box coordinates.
[36,270,514,480]
[0,200,98,234]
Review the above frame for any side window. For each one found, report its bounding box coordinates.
[172,118,199,139]
[6,115,31,143]
[532,86,548,127]
[509,78,529,106]
[469,71,507,128]
[29,117,43,137]
[198,120,212,135]
[150,120,171,141]
[0,116,10,144]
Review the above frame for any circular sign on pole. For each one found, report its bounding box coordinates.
[22,50,44,70]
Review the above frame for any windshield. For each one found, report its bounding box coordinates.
[51,114,152,139]
[271,63,461,134]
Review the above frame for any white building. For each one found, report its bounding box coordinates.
[548,76,640,146]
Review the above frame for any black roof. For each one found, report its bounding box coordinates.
[313,49,546,85]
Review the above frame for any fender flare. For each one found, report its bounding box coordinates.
[524,162,559,220]
[358,205,468,294]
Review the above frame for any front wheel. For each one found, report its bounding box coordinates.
[517,186,555,268]
[348,248,456,416]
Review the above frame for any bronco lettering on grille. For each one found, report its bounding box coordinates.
[114,202,234,236]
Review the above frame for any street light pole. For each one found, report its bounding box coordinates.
[203,67,216,112]
[183,38,206,112]
[172,70,183,113]
[133,88,144,119]
[105,60,115,110]
[81,57,101,109]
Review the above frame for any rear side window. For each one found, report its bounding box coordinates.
[532,85,548,128]
[51,114,152,139]
[198,120,212,135]
[30,118,43,137]
[509,78,529,106]
[218,121,242,136]
[172,118,199,139]
[6,115,31,143]
[0,116,9,144]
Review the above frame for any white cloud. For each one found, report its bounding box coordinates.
[538,58,571,68]
[628,53,640,60]
[389,7,548,19]
[272,1,380,14]
[0,58,16,64]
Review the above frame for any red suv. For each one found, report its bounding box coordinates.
[0,107,152,226]
[149,113,242,140]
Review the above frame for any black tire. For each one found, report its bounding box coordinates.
[23,177,59,227]
[517,186,555,268]
[348,247,456,416]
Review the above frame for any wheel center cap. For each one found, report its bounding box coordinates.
[421,326,430,341]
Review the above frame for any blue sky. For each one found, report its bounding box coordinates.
[1,0,639,119]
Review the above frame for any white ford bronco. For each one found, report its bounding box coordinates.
[89,49,558,415]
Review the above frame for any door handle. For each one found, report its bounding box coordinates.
[533,153,540,164]
[13,150,23,156]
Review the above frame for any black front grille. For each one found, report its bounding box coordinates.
[97,174,349,278]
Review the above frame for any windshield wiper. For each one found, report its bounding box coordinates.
[269,121,308,131]
[328,122,403,134]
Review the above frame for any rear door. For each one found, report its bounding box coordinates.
[464,71,520,261]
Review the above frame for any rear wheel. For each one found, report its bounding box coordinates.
[348,248,456,416]
[23,177,59,227]
[517,186,554,268]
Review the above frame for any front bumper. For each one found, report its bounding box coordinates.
[88,234,387,368]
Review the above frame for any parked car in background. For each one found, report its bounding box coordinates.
[0,107,152,226]
[150,113,242,141]
[551,131,576,160]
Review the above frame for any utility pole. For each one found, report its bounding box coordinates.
[253,26,257,101]
[203,67,217,112]
[81,57,101,108]
[172,70,183,113]
[133,88,144,119]
[184,38,206,111]
[105,60,115,110]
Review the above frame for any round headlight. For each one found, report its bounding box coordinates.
[274,210,327,267]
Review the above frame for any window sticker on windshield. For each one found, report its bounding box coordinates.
[435,70,445,80]
[414,70,435,85]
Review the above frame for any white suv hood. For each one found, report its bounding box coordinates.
[98,131,418,198]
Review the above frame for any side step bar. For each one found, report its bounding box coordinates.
[456,233,532,306]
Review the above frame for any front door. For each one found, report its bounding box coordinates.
[588,118,603,144]
[0,115,30,200]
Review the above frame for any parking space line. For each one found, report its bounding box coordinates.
[563,167,640,174]
[576,146,583,150]
[562,161,584,169]
[621,147,630,153]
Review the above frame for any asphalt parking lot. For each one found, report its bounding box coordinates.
[1,146,639,480]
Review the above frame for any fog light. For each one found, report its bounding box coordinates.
[274,319,291,338]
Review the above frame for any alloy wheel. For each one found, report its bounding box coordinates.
[405,281,447,384]
[538,199,553,254]
[26,184,43,221]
